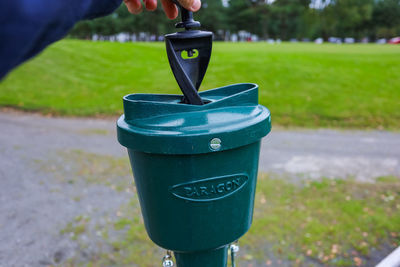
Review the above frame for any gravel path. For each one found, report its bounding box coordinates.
[260,128,400,181]
[0,111,399,266]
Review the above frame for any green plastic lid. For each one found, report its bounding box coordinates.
[117,83,271,155]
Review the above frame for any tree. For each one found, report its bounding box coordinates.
[269,0,311,40]
[68,0,400,41]
[372,0,400,38]
[197,0,227,39]
[226,0,258,34]
[323,0,374,38]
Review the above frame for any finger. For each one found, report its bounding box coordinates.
[161,0,178,19]
[144,0,157,11]
[178,0,201,12]
[124,0,143,14]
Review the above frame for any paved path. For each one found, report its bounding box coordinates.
[1,111,399,180]
[0,111,399,266]
[260,128,400,181]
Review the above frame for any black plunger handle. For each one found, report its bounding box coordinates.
[172,0,201,30]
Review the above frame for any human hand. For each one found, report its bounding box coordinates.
[123,0,201,19]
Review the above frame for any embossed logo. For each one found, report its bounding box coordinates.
[170,174,249,202]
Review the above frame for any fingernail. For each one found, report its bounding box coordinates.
[190,0,201,11]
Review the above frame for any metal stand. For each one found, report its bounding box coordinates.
[162,243,239,267]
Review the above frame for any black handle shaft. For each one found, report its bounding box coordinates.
[172,0,201,30]
[165,0,212,105]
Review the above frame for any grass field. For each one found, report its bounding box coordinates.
[48,150,400,266]
[0,40,399,129]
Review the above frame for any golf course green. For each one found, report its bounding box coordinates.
[1,40,399,129]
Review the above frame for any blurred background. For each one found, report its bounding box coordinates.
[70,0,400,43]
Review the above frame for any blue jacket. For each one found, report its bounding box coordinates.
[0,0,122,79]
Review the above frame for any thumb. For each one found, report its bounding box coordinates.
[177,0,201,12]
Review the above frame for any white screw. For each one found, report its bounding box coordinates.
[230,244,239,253]
[210,138,222,151]
[163,259,174,267]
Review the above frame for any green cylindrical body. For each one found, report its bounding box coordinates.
[174,246,228,267]
[128,141,260,251]
[117,83,271,267]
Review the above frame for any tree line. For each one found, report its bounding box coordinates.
[70,0,400,41]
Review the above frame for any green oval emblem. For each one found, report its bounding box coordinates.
[170,174,249,202]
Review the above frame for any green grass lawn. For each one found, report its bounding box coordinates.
[49,149,399,266]
[1,40,399,129]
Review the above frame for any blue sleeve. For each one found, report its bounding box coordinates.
[0,0,122,79]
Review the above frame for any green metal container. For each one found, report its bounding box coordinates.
[117,83,271,266]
